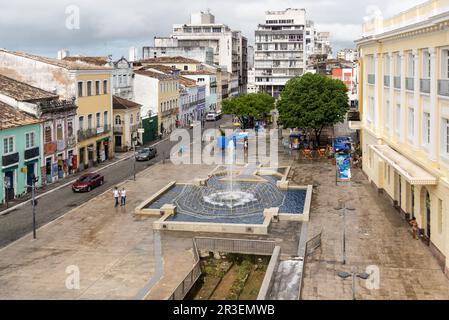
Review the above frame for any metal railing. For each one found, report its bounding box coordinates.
[367,74,375,85]
[383,75,390,87]
[406,77,414,91]
[420,78,430,93]
[438,79,449,96]
[195,237,276,256]
[167,237,277,300]
[77,125,111,142]
[394,76,401,89]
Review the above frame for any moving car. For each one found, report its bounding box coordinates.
[72,173,105,192]
[136,147,157,161]
[206,112,223,121]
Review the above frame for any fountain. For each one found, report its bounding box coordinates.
[203,140,257,209]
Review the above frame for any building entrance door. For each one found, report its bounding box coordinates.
[4,170,15,201]
[426,191,431,240]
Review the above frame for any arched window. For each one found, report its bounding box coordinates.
[130,114,134,124]
[115,115,121,125]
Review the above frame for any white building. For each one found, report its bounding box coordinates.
[154,11,247,95]
[143,37,215,66]
[337,48,358,62]
[128,47,138,62]
[247,68,258,93]
[111,57,134,100]
[255,8,308,97]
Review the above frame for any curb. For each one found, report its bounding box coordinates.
[0,138,169,217]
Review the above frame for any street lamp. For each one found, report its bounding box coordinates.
[335,199,356,265]
[337,270,370,300]
[27,174,39,239]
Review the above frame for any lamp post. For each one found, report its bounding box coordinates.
[131,132,137,181]
[335,199,356,265]
[337,270,370,300]
[29,174,39,239]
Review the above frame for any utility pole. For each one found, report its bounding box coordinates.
[343,201,346,265]
[132,132,136,181]
[31,174,39,239]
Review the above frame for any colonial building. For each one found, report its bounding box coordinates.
[0,74,77,184]
[133,70,179,135]
[112,96,141,152]
[0,101,42,204]
[178,76,206,126]
[0,49,114,171]
[356,0,449,277]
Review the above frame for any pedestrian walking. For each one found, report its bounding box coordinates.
[409,217,419,240]
[120,187,127,206]
[113,187,120,207]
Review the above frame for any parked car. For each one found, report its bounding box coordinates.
[72,173,104,192]
[136,147,157,161]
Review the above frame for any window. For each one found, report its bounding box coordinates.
[44,125,52,143]
[103,80,108,94]
[104,111,108,126]
[408,108,414,139]
[408,52,415,77]
[115,115,121,125]
[443,118,449,155]
[87,114,93,129]
[87,81,92,96]
[396,104,401,134]
[95,81,100,95]
[56,122,63,140]
[368,97,374,123]
[130,114,134,124]
[79,116,84,130]
[25,132,35,149]
[77,82,83,97]
[67,120,74,137]
[423,112,431,145]
[385,100,390,130]
[184,65,188,71]
[423,50,431,78]
[96,112,101,128]
[3,136,14,154]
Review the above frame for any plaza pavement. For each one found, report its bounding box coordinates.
[293,157,449,300]
[0,162,214,299]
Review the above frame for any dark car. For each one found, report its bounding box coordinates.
[72,173,105,192]
[136,147,157,161]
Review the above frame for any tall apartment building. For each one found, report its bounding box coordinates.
[144,11,247,95]
[356,0,449,277]
[315,32,332,56]
[254,8,308,97]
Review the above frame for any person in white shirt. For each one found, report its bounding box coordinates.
[113,187,120,207]
[120,188,127,206]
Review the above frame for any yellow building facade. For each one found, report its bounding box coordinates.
[357,0,449,276]
[75,72,114,170]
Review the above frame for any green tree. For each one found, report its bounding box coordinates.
[277,73,349,144]
[222,93,275,129]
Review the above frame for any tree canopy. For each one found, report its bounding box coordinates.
[277,73,349,143]
[222,92,275,128]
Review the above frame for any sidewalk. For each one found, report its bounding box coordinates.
[0,139,164,215]
[293,159,449,300]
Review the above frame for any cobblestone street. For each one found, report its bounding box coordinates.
[292,158,449,300]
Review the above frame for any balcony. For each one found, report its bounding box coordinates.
[24,147,40,160]
[44,141,57,155]
[67,136,76,147]
[438,79,449,96]
[2,152,19,167]
[394,76,401,89]
[77,125,111,142]
[113,126,124,134]
[420,79,430,94]
[384,75,390,87]
[56,139,66,152]
[367,74,375,85]
[406,77,414,91]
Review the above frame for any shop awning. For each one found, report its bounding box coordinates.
[370,145,437,185]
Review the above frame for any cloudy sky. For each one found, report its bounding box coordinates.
[0,0,426,59]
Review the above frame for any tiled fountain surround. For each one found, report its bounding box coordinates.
[134,165,313,235]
